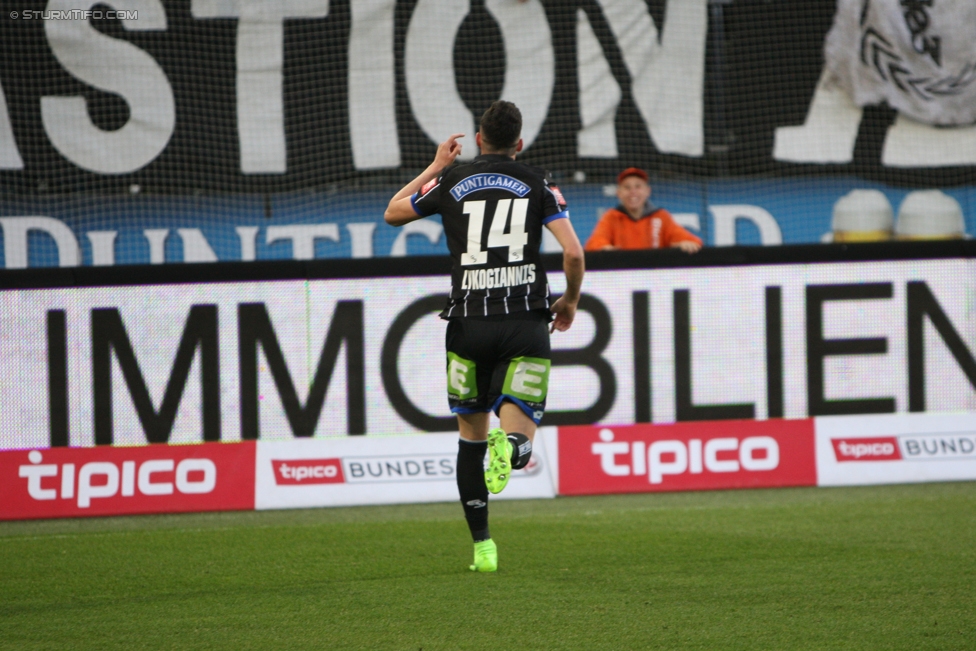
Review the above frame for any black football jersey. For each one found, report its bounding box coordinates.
[411,154,569,318]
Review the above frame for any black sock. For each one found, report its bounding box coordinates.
[456,439,490,542]
[507,432,532,470]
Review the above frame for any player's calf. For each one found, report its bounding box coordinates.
[507,432,532,469]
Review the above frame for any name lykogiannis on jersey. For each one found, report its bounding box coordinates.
[461,264,536,290]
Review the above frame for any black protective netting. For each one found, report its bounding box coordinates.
[0,0,972,265]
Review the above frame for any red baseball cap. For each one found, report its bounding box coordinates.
[617,167,648,184]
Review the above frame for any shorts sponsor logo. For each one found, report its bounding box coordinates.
[558,420,816,495]
[271,458,344,485]
[447,352,477,399]
[503,356,550,402]
[831,437,901,462]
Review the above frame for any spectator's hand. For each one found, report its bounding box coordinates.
[549,295,578,333]
[672,240,702,254]
[434,134,464,169]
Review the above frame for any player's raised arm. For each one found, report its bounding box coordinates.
[384,134,464,227]
[545,217,585,333]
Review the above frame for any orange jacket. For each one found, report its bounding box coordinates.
[585,205,702,251]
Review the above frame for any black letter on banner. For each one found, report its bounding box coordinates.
[674,290,755,421]
[92,305,220,445]
[907,281,976,412]
[239,301,365,438]
[546,294,616,426]
[806,284,894,416]
[633,291,651,423]
[381,295,455,431]
[47,310,68,447]
[765,286,784,418]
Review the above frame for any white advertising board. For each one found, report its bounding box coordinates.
[1,258,974,450]
[816,412,976,486]
[254,429,557,510]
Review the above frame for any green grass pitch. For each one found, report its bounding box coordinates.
[2,483,975,650]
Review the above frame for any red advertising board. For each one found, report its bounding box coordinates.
[830,437,902,462]
[270,458,345,485]
[558,419,816,495]
[0,442,255,520]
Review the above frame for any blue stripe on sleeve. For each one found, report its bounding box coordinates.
[409,193,423,216]
[542,209,569,225]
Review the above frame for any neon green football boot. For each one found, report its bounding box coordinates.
[484,428,513,494]
[469,538,498,572]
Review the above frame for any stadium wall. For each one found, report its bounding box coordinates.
[1,179,974,267]
[3,1,975,268]
[1,242,975,519]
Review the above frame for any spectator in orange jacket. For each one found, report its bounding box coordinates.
[585,168,702,253]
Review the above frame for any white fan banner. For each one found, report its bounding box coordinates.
[824,0,976,126]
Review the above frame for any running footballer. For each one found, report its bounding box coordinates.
[384,101,585,573]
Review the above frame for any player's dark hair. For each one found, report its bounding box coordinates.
[479,101,522,154]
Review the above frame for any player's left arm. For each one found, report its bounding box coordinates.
[545,217,584,333]
[385,134,464,227]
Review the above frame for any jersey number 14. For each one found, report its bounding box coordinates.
[462,199,529,266]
